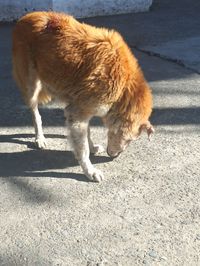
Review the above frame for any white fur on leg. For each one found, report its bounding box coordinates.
[35,135,47,149]
[68,119,104,182]
[88,127,104,154]
[28,77,47,149]
[81,158,104,182]
[31,107,47,149]
[89,144,105,154]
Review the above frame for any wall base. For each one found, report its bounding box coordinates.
[0,0,153,21]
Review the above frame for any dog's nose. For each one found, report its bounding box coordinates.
[107,148,120,159]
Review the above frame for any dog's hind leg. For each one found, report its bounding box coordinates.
[88,127,104,154]
[13,37,47,149]
[65,109,104,182]
[28,76,47,149]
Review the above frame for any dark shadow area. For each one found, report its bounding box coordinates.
[0,143,112,202]
[0,133,66,149]
[1,106,200,127]
[151,107,200,125]
[0,107,65,127]
[152,89,200,96]
[0,146,111,179]
[82,0,200,48]
[0,147,112,201]
[0,107,104,127]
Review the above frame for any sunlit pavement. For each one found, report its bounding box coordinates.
[0,1,200,265]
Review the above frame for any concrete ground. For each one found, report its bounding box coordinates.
[0,0,200,265]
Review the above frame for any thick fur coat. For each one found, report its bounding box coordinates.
[12,12,154,181]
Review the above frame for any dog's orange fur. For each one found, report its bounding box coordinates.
[12,11,153,135]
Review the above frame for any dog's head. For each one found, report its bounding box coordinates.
[106,120,154,158]
[104,75,154,158]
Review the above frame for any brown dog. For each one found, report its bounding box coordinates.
[12,12,154,182]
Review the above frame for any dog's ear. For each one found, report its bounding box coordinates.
[139,121,155,140]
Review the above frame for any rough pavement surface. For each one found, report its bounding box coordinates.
[0,0,200,265]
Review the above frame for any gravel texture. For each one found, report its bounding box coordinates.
[0,1,200,265]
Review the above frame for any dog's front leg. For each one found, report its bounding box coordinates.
[88,127,104,154]
[68,118,104,182]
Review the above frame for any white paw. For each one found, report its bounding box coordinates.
[35,136,47,149]
[86,168,104,182]
[90,144,104,154]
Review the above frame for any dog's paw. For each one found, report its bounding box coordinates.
[35,136,47,149]
[86,168,104,182]
[90,144,104,154]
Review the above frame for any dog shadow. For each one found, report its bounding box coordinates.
[0,133,67,149]
[0,133,111,182]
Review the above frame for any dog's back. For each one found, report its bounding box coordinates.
[12,11,141,109]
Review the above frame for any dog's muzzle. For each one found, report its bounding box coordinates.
[107,148,121,159]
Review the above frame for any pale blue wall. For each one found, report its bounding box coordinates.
[53,0,153,18]
[0,0,52,21]
[0,0,153,21]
